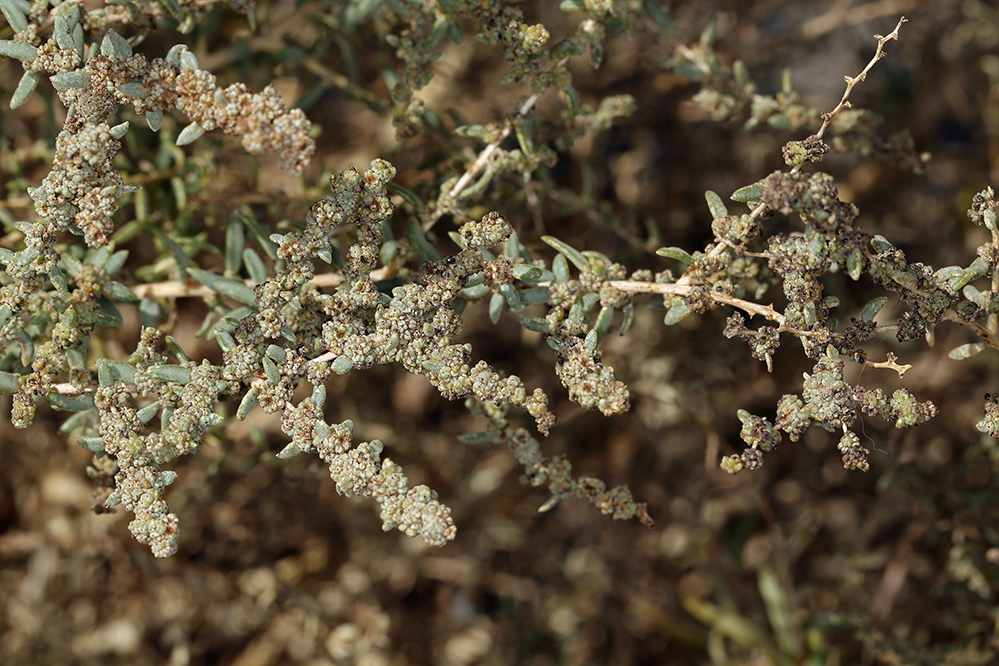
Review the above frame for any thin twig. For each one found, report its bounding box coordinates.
[812,16,907,143]
[423,57,571,233]
[862,352,910,378]
[129,266,395,300]
[748,15,908,223]
[609,279,911,377]
[609,279,793,329]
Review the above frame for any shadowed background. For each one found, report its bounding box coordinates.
[1,0,998,664]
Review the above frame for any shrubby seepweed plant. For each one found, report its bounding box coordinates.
[0,0,996,568]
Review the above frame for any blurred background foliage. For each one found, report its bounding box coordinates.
[2,0,999,663]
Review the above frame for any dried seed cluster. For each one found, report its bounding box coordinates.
[1,3,993,559]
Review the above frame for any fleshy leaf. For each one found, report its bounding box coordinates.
[542,236,590,272]
[731,182,762,203]
[0,40,35,61]
[656,246,693,263]
[50,70,91,91]
[705,190,728,220]
[146,364,193,384]
[861,296,888,323]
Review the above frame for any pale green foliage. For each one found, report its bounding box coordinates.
[1,1,997,570]
[0,0,657,557]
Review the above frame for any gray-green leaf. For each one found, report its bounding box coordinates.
[146,364,192,384]
[262,356,280,384]
[214,279,257,306]
[100,28,132,59]
[730,182,762,203]
[137,403,159,423]
[552,253,570,282]
[176,122,205,146]
[489,292,504,324]
[145,110,163,131]
[277,442,302,459]
[664,300,691,326]
[0,40,35,61]
[409,217,441,261]
[10,70,39,109]
[512,264,544,281]
[109,121,129,139]
[105,281,138,302]
[656,246,692,263]
[50,70,91,91]
[542,236,590,272]
[0,0,28,32]
[77,437,106,455]
[237,387,259,420]
[242,248,267,284]
[861,296,888,323]
[48,391,96,412]
[0,371,21,393]
[949,342,987,361]
[499,283,523,310]
[705,190,728,220]
[97,358,136,386]
[518,316,550,333]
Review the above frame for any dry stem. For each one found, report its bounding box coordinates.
[423,57,571,233]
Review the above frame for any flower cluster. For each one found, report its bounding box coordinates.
[0,0,655,552]
[2,2,997,560]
